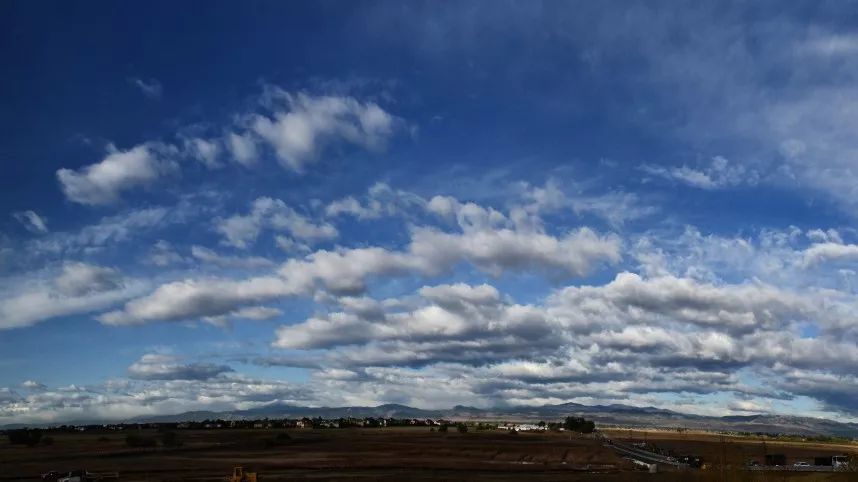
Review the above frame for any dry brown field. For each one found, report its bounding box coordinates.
[1,427,857,481]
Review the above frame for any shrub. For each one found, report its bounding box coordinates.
[456,423,469,433]
[41,436,54,446]
[438,424,448,433]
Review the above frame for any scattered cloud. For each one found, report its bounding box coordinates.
[13,210,48,234]
[128,354,233,381]
[217,197,338,249]
[641,156,757,190]
[803,242,858,267]
[183,137,222,169]
[0,264,146,329]
[54,262,123,296]
[190,245,274,269]
[250,90,400,171]
[128,77,163,99]
[56,143,178,205]
[226,132,258,167]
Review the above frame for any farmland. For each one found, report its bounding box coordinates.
[1,427,857,481]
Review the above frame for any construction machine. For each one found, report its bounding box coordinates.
[229,466,258,482]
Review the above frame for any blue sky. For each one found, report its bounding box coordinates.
[3,1,858,424]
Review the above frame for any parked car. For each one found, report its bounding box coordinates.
[794,461,810,467]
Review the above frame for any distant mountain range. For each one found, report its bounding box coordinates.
[7,402,858,438]
[133,402,858,438]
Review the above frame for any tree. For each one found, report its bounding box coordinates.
[7,429,43,447]
[438,424,448,433]
[563,416,595,434]
[456,423,469,433]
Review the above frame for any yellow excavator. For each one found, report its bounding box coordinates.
[228,467,258,482]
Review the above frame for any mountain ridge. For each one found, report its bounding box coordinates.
[7,402,856,438]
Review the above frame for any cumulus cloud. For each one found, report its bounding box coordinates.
[184,137,222,169]
[21,380,46,390]
[410,226,621,278]
[0,375,311,424]
[98,276,294,325]
[802,242,858,267]
[0,264,146,329]
[147,240,186,267]
[56,143,178,205]
[271,271,830,363]
[274,282,545,350]
[217,197,338,249]
[259,263,858,416]
[326,182,426,220]
[54,262,123,296]
[13,210,48,234]
[127,354,233,380]
[54,87,402,206]
[226,132,258,166]
[102,192,622,325]
[251,91,399,171]
[549,272,811,333]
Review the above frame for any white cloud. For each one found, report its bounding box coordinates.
[147,240,186,267]
[803,242,858,267]
[0,375,311,424]
[326,182,427,220]
[21,380,46,390]
[409,226,621,278]
[549,272,811,333]
[641,156,757,190]
[226,132,258,166]
[13,210,48,234]
[54,262,123,296]
[56,143,178,205]
[98,276,297,325]
[217,197,338,249]
[190,245,274,269]
[128,77,162,99]
[516,180,657,228]
[251,91,399,171]
[274,235,311,254]
[229,306,283,320]
[99,224,618,326]
[128,354,233,380]
[105,192,622,325]
[184,137,222,169]
[0,264,146,329]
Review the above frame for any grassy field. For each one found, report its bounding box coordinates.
[1,427,857,481]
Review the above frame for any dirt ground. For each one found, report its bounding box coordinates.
[1,427,857,481]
